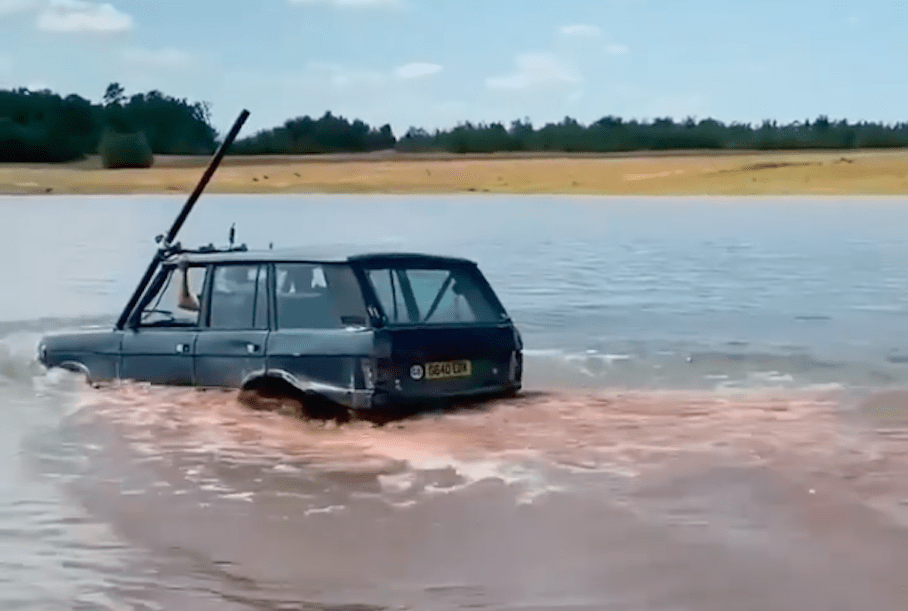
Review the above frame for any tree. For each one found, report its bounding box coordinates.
[103,82,125,107]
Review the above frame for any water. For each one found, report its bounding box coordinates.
[4,194,908,609]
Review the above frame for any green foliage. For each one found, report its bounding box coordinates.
[99,129,154,169]
[396,116,908,154]
[0,89,90,161]
[0,84,216,162]
[231,112,396,155]
[4,81,908,161]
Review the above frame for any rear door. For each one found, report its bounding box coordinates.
[194,263,271,388]
[363,264,519,395]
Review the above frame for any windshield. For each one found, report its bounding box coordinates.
[364,265,503,325]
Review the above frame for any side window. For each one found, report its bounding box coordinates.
[366,269,409,323]
[208,264,269,330]
[407,269,478,323]
[137,265,206,327]
[275,264,367,329]
[363,266,500,325]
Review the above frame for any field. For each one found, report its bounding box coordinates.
[3,148,908,196]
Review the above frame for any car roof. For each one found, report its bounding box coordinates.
[164,247,477,267]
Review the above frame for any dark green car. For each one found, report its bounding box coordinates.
[38,248,523,418]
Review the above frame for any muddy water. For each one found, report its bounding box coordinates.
[5,195,908,609]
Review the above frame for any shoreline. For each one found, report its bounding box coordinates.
[2,148,908,196]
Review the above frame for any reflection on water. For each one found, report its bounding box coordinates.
[5,195,908,609]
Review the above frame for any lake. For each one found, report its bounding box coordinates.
[3,194,908,610]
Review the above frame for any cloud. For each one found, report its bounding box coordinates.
[395,62,442,79]
[605,43,629,55]
[37,0,132,33]
[0,0,36,15]
[560,24,603,38]
[122,48,195,71]
[486,53,581,91]
[288,0,400,7]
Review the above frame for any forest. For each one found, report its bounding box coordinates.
[2,83,908,163]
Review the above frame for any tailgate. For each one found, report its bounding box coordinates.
[377,324,519,395]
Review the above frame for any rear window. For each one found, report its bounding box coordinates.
[275,263,368,329]
[365,265,501,325]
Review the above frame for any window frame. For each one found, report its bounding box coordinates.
[128,262,211,330]
[356,261,507,328]
[273,262,370,330]
[202,262,274,331]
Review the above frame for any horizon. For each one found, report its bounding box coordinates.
[0,0,904,137]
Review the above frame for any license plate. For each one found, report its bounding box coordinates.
[425,359,471,380]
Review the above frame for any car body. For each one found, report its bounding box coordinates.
[38,247,523,416]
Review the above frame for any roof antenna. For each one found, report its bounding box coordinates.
[228,223,235,249]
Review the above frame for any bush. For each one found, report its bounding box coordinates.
[99,129,154,169]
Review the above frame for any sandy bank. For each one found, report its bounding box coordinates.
[2,148,908,196]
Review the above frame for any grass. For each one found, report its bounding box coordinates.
[2,149,908,196]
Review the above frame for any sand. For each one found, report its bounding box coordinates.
[2,148,908,196]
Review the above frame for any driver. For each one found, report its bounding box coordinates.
[177,259,201,312]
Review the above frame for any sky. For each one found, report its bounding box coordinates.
[0,0,906,137]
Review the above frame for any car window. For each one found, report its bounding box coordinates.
[366,269,410,323]
[275,263,367,329]
[137,265,206,327]
[407,269,477,323]
[208,264,269,330]
[365,265,501,325]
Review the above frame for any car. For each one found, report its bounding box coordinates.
[37,245,523,419]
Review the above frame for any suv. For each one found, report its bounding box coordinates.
[38,247,523,418]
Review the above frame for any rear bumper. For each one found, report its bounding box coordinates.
[340,382,519,413]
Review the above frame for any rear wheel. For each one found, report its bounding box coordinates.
[239,377,352,423]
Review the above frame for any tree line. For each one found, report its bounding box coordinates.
[396,116,908,153]
[0,84,217,162]
[3,84,908,163]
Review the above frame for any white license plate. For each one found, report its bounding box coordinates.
[425,359,472,380]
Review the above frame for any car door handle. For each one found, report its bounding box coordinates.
[176,343,190,354]
[246,343,260,354]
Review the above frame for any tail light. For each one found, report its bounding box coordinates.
[508,351,520,382]
[360,358,375,390]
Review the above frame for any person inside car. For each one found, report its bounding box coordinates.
[177,259,201,312]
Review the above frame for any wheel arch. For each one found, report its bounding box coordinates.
[57,360,93,384]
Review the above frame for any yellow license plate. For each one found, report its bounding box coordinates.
[425,359,472,380]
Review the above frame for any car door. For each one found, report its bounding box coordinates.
[120,263,207,386]
[194,263,271,388]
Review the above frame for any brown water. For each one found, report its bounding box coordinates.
[6,195,908,610]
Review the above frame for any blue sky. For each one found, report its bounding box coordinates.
[0,0,905,137]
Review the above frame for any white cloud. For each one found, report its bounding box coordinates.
[486,53,581,91]
[560,24,603,38]
[395,62,442,79]
[0,0,36,15]
[605,43,629,55]
[37,0,132,33]
[122,48,195,71]
[288,0,400,7]
[0,55,12,75]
